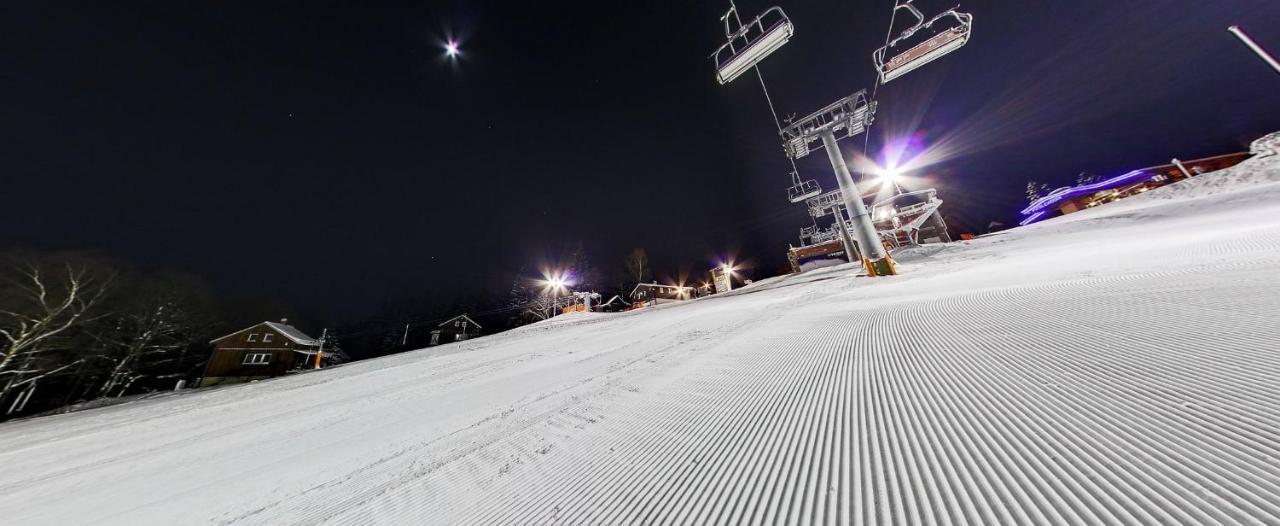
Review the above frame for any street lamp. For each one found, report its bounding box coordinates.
[445,40,460,58]
[540,271,571,317]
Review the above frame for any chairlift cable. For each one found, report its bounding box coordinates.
[754,68,804,186]
[855,0,906,184]
[727,0,804,186]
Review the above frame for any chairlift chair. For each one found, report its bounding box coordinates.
[786,173,821,203]
[872,3,973,84]
[711,6,795,85]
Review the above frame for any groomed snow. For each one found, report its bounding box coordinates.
[4,152,1280,525]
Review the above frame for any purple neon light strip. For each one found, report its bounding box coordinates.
[1019,210,1048,226]
[1021,169,1149,216]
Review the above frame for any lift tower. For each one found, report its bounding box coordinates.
[781,91,896,276]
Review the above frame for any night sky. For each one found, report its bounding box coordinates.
[4,1,1279,320]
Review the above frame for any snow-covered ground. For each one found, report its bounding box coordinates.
[4,150,1280,525]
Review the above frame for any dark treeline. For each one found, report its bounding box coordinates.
[0,245,685,421]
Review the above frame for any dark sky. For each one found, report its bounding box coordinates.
[4,1,1279,320]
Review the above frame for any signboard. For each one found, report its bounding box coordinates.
[712,267,732,294]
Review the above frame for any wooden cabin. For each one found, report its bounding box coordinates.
[429,314,482,346]
[629,282,692,308]
[198,319,322,387]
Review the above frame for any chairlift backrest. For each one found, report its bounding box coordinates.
[711,7,795,85]
[873,4,973,84]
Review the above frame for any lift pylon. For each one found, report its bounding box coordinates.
[781,91,895,276]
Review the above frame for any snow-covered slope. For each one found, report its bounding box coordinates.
[4,153,1280,525]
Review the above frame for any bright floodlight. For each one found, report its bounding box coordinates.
[883,167,902,184]
[540,271,571,293]
[445,41,459,57]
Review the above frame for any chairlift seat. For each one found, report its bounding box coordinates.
[873,7,973,84]
[712,7,794,85]
[787,179,821,203]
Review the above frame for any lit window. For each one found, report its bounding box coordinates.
[262,333,274,343]
[242,352,271,365]
[247,333,259,342]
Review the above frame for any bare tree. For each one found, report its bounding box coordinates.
[624,248,651,287]
[92,272,216,397]
[0,258,111,402]
[1025,181,1051,204]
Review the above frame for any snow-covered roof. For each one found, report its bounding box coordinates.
[209,321,320,346]
[599,295,630,306]
[263,322,321,346]
[437,314,481,329]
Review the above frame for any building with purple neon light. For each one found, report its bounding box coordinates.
[1019,152,1252,226]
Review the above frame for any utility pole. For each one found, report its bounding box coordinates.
[1229,26,1280,77]
[314,328,327,369]
[401,324,410,346]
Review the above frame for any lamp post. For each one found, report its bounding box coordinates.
[1229,26,1280,77]
[541,273,569,318]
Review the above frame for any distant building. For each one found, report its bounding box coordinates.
[597,295,631,312]
[199,319,323,387]
[1021,152,1251,225]
[629,282,692,307]
[429,314,482,346]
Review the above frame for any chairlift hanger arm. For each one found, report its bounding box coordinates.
[889,1,927,43]
[720,6,738,38]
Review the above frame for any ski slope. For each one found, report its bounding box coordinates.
[4,149,1280,525]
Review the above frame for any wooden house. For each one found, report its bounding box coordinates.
[198,319,322,387]
[629,282,692,308]
[429,314,482,346]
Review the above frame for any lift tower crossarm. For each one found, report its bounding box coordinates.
[780,91,877,160]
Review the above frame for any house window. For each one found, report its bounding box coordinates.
[247,333,259,342]
[243,352,271,365]
[262,333,274,343]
